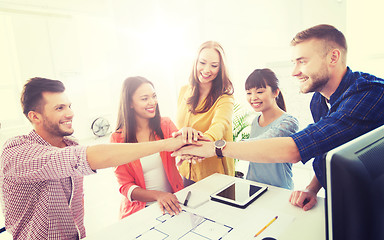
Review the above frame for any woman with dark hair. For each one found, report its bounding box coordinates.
[176,41,235,186]
[111,76,184,218]
[245,68,299,189]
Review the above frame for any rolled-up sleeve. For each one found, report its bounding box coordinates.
[292,80,384,163]
[1,134,94,183]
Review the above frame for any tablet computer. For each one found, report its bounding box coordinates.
[210,181,268,209]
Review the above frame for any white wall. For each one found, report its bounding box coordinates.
[347,0,384,76]
[1,0,382,144]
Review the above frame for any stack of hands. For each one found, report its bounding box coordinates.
[171,127,211,165]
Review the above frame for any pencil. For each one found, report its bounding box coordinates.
[254,216,278,237]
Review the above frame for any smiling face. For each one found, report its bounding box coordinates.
[196,48,220,86]
[246,86,279,113]
[39,91,74,137]
[130,82,158,121]
[291,39,331,94]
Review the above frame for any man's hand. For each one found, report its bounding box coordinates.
[171,141,215,159]
[289,175,321,211]
[289,189,318,211]
[155,191,182,215]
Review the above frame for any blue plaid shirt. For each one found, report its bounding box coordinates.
[291,67,384,187]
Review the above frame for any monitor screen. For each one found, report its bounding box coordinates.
[325,125,384,240]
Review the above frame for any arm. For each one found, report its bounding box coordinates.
[113,119,183,215]
[204,95,235,176]
[224,137,301,163]
[177,92,234,141]
[295,83,384,163]
[114,162,182,216]
[289,175,322,211]
[203,95,234,141]
[2,140,94,181]
[2,132,195,182]
[130,188,181,215]
[87,136,187,170]
[172,137,301,164]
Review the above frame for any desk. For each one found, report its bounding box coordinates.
[85,173,325,240]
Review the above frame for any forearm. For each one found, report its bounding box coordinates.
[224,137,301,163]
[305,175,322,194]
[86,139,170,170]
[204,99,233,141]
[131,188,161,202]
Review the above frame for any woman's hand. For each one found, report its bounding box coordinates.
[172,127,209,144]
[176,154,204,167]
[155,191,182,215]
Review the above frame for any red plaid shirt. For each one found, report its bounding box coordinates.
[0,130,95,239]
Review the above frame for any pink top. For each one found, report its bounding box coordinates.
[111,117,184,219]
[0,130,95,239]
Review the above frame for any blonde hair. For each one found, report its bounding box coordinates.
[187,41,234,114]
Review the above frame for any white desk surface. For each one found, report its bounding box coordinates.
[85,173,325,240]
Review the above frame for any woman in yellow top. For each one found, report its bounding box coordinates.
[176,41,234,186]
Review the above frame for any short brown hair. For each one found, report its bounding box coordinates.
[21,77,65,120]
[291,24,347,62]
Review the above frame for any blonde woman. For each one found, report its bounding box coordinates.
[176,41,234,186]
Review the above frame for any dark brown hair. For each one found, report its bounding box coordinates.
[21,77,65,121]
[187,41,234,114]
[115,76,164,143]
[245,68,286,112]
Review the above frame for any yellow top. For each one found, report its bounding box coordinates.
[176,85,235,182]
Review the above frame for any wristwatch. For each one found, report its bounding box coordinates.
[214,140,226,158]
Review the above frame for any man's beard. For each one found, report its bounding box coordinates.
[301,65,330,94]
[43,117,74,137]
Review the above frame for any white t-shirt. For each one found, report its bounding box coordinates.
[127,153,172,204]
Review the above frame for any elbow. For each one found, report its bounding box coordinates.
[288,150,301,164]
[289,157,301,164]
[286,141,301,164]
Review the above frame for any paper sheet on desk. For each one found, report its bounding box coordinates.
[133,210,233,240]
[223,208,295,239]
[176,189,211,209]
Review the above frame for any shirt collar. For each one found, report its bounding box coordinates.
[29,130,78,147]
[329,67,352,105]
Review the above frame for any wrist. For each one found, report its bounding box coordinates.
[306,177,322,194]
[210,142,216,157]
[305,185,320,195]
[163,137,178,152]
[214,140,226,158]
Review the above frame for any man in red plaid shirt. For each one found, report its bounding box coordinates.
[0,77,198,239]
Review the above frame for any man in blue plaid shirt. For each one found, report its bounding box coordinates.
[173,24,384,211]
[288,24,384,211]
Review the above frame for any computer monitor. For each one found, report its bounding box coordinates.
[325,125,384,240]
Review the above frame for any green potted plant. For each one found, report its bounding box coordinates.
[232,103,252,178]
